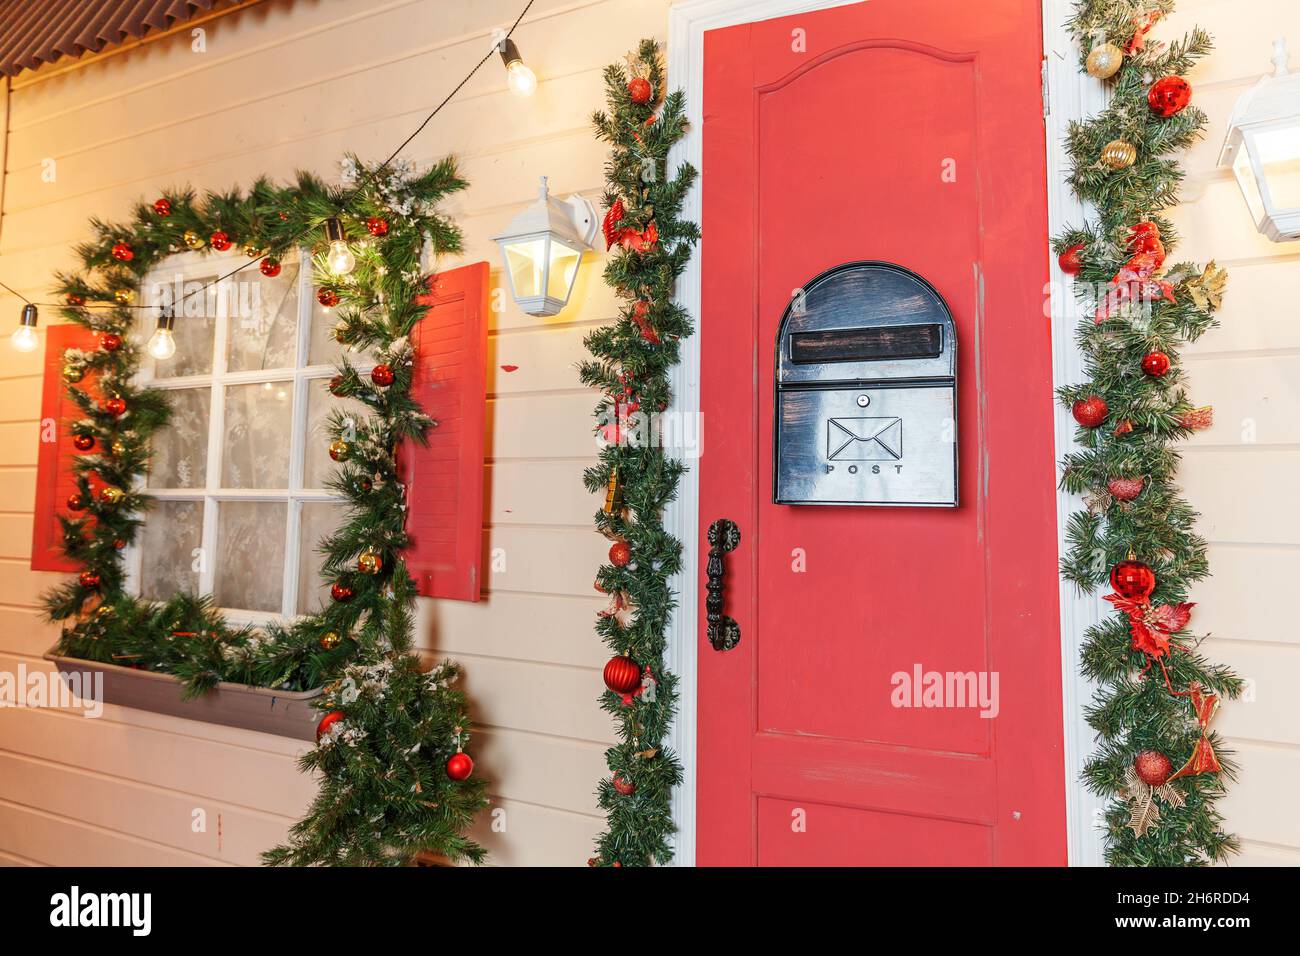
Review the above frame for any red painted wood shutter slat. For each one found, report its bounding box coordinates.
[31,324,100,572]
[400,262,489,602]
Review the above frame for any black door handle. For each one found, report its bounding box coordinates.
[706,519,740,651]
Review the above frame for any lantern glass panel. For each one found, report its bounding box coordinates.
[547,240,583,301]
[1255,124,1300,211]
[1233,142,1267,225]
[503,237,548,299]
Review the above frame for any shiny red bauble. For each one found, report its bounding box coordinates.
[73,434,95,451]
[370,364,394,387]
[315,710,344,742]
[67,494,86,511]
[78,571,101,589]
[66,293,86,306]
[1141,350,1170,377]
[1148,75,1192,118]
[608,540,631,567]
[1134,749,1173,787]
[259,258,281,277]
[103,397,127,417]
[1058,243,1084,276]
[627,77,652,104]
[153,198,172,217]
[611,773,636,796]
[446,752,474,781]
[99,332,123,352]
[110,241,134,262]
[366,216,389,237]
[330,582,355,603]
[603,654,641,695]
[328,375,345,396]
[1110,558,1156,600]
[209,231,232,251]
[317,288,339,308]
[1071,395,1108,428]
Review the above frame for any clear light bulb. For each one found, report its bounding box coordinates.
[148,327,176,360]
[10,323,38,352]
[327,239,356,275]
[507,60,537,96]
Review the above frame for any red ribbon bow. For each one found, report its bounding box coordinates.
[1168,682,1222,781]
[1126,9,1163,54]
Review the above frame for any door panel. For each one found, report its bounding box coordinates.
[698,0,1066,866]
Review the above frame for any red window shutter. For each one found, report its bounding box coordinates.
[400,262,489,602]
[31,324,100,572]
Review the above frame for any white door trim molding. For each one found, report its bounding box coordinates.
[665,0,1103,867]
[1042,0,1108,867]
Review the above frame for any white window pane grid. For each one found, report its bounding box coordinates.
[128,247,376,624]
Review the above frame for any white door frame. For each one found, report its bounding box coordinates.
[663,0,1104,866]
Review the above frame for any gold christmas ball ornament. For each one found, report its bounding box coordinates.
[357,549,383,575]
[114,288,135,304]
[332,320,350,343]
[1100,139,1137,169]
[243,242,262,258]
[320,631,343,651]
[62,363,86,384]
[183,230,205,250]
[100,485,125,505]
[328,438,351,462]
[111,440,127,457]
[1085,41,1124,79]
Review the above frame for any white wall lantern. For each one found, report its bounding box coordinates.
[1219,38,1300,242]
[492,177,598,317]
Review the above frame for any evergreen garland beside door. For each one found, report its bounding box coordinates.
[581,38,699,866]
[1054,0,1243,865]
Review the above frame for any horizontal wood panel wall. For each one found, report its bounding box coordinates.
[0,0,657,867]
[1157,0,1300,866]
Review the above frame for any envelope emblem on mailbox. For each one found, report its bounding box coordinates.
[827,417,902,461]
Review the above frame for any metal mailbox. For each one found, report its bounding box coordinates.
[773,261,958,507]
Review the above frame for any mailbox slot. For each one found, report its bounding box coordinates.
[773,261,958,507]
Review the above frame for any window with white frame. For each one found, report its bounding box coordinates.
[128,248,371,624]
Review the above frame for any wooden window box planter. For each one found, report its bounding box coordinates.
[44,646,323,741]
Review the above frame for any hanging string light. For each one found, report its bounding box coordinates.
[324,217,356,275]
[147,307,177,360]
[11,303,38,352]
[498,38,537,96]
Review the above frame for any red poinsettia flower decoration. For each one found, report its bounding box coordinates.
[1104,593,1194,660]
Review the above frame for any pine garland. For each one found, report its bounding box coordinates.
[44,155,488,866]
[1054,0,1243,865]
[581,38,698,866]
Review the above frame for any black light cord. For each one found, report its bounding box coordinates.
[4,0,536,317]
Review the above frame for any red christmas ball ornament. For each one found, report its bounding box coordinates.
[328,375,345,396]
[627,76,652,104]
[603,654,641,695]
[1107,477,1145,502]
[1141,350,1170,377]
[612,773,636,796]
[1071,395,1108,429]
[113,539,127,550]
[317,288,339,308]
[260,258,282,278]
[209,231,232,251]
[1110,558,1156,600]
[1134,749,1174,787]
[66,293,86,307]
[78,571,101,589]
[609,540,631,568]
[110,241,134,262]
[446,752,474,781]
[330,581,355,603]
[370,364,394,387]
[153,198,172,217]
[365,216,389,237]
[1148,75,1192,118]
[1058,243,1085,276]
[73,434,95,451]
[103,397,127,417]
[315,710,344,742]
[99,332,123,352]
[67,494,86,512]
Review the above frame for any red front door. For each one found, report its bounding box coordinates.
[697,0,1067,865]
